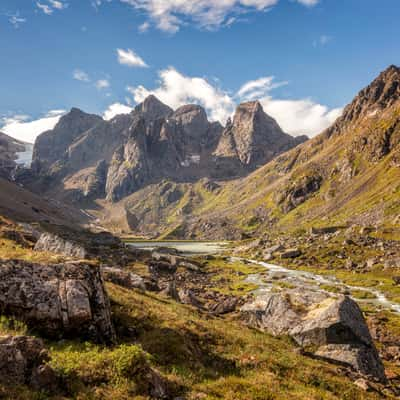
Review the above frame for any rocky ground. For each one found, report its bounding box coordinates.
[0,217,399,399]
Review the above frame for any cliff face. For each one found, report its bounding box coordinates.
[29,96,306,204]
[0,132,26,179]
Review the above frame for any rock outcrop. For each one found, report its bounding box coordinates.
[101,266,146,291]
[241,290,386,382]
[0,335,57,390]
[0,259,116,343]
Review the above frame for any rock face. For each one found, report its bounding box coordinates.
[33,224,138,266]
[0,260,116,343]
[0,335,57,390]
[215,101,307,168]
[28,96,307,204]
[241,290,386,381]
[0,132,26,179]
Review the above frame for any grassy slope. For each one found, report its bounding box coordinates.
[0,229,389,399]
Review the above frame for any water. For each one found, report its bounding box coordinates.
[238,258,400,315]
[127,241,228,256]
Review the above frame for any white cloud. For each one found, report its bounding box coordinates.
[117,48,148,68]
[48,0,67,9]
[296,0,319,6]
[36,0,67,15]
[7,13,26,28]
[1,110,66,143]
[117,0,318,33]
[260,98,342,136]
[73,69,90,82]
[138,21,150,33]
[237,76,288,100]
[127,67,341,137]
[96,79,110,90]
[103,103,133,120]
[128,67,235,122]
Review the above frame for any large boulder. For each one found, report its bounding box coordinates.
[241,290,386,382]
[0,335,57,390]
[0,260,116,343]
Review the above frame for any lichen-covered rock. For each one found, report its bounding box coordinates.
[241,290,385,382]
[0,335,57,390]
[101,266,145,291]
[0,260,115,343]
[34,231,87,258]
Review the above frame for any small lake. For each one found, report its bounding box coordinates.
[126,241,228,256]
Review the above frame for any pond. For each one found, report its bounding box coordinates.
[126,241,228,256]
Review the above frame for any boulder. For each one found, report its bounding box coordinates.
[241,290,385,381]
[34,231,86,258]
[0,260,115,343]
[279,248,302,259]
[149,260,177,275]
[209,296,239,315]
[101,266,146,291]
[0,335,57,390]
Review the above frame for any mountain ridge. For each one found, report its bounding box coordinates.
[25,97,307,205]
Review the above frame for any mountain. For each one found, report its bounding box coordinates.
[154,64,400,239]
[89,65,400,238]
[26,96,306,206]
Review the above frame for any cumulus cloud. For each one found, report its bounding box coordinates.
[117,0,318,33]
[126,67,341,137]
[1,110,66,143]
[260,98,342,136]
[73,69,90,82]
[95,79,110,90]
[128,67,235,122]
[117,48,148,68]
[103,103,133,120]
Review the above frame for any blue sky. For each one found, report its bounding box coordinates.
[1,0,399,142]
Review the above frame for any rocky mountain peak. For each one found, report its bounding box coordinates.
[134,95,173,121]
[324,64,400,138]
[32,108,103,170]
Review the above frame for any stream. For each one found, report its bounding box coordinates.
[126,241,400,315]
[238,258,400,315]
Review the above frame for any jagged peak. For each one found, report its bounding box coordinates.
[173,104,207,117]
[323,65,400,138]
[236,100,263,113]
[135,95,173,120]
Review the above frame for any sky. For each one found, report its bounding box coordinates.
[0,0,399,143]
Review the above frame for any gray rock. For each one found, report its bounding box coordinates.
[35,231,87,258]
[241,290,385,381]
[0,260,115,343]
[101,266,145,291]
[280,248,302,259]
[0,335,57,390]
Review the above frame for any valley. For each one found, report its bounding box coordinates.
[0,65,399,399]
